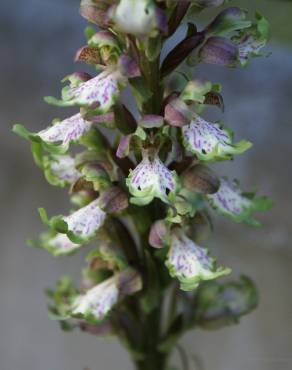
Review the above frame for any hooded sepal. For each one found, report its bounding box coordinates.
[207,178,273,225]
[204,7,251,36]
[182,115,252,161]
[126,153,179,206]
[39,198,106,244]
[166,230,231,291]
[198,36,238,67]
[79,0,113,28]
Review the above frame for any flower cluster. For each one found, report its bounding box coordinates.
[14,0,272,367]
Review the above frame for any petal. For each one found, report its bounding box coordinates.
[63,199,106,243]
[13,113,92,154]
[236,34,267,66]
[148,220,168,248]
[45,233,81,256]
[126,155,178,206]
[72,276,119,321]
[199,36,238,67]
[182,115,252,161]
[205,7,251,36]
[79,0,112,28]
[45,70,120,113]
[166,233,231,291]
[44,155,81,187]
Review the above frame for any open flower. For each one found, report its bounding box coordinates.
[126,153,178,206]
[110,0,167,37]
[39,199,106,244]
[72,268,142,322]
[182,115,252,161]
[45,69,120,112]
[13,113,92,154]
[207,178,273,224]
[166,231,231,291]
[43,155,81,187]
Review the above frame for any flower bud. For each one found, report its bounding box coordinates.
[88,31,121,65]
[164,98,192,127]
[110,0,167,37]
[80,0,113,28]
[148,220,168,248]
[205,7,251,36]
[182,165,220,195]
[98,186,129,214]
[199,36,238,67]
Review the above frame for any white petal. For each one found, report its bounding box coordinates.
[50,155,80,183]
[207,179,251,217]
[73,276,119,320]
[38,113,91,146]
[48,233,80,254]
[67,71,119,110]
[64,199,106,240]
[182,115,231,157]
[128,156,177,204]
[168,234,213,280]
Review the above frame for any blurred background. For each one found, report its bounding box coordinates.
[1,0,291,369]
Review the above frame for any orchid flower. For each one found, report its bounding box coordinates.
[166,230,231,291]
[126,152,179,206]
[182,115,252,161]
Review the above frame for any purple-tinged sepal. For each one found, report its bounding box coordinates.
[182,115,252,161]
[110,0,167,38]
[164,98,192,127]
[79,0,113,29]
[71,268,142,323]
[182,164,220,195]
[199,36,238,67]
[148,220,168,249]
[204,7,251,36]
[126,152,179,206]
[13,113,92,154]
[166,230,231,291]
[207,178,273,225]
[196,276,258,329]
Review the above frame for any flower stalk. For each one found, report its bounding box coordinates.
[13,1,272,369]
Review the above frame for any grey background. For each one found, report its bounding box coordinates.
[1,1,291,370]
